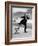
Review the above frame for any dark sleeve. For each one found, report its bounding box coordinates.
[27,16,29,19]
[21,16,25,18]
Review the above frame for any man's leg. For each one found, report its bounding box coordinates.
[24,25,27,33]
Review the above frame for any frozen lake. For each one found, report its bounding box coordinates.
[12,18,32,38]
[13,29,32,38]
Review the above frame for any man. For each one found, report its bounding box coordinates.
[18,14,29,33]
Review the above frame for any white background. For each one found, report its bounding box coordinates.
[0,0,38,46]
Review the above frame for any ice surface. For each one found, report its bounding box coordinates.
[13,28,32,38]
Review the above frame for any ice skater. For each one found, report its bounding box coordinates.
[18,14,29,33]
